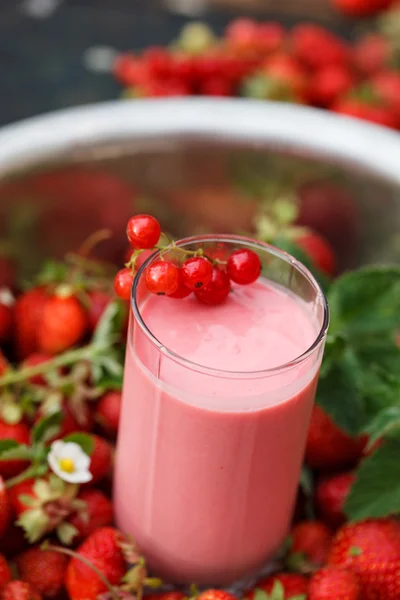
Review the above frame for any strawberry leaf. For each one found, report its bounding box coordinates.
[63,433,94,456]
[0,439,20,455]
[0,444,33,461]
[345,437,400,520]
[36,260,68,285]
[253,590,269,600]
[92,300,126,348]
[32,412,63,445]
[364,406,400,448]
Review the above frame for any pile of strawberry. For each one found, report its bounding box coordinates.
[113,2,400,130]
[0,214,399,600]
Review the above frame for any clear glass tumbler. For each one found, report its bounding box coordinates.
[114,235,329,587]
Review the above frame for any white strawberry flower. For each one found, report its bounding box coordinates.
[48,440,92,484]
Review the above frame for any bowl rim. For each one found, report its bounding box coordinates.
[0,97,399,183]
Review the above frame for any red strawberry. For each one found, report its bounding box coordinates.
[65,527,126,600]
[22,353,53,386]
[37,292,88,355]
[290,521,332,569]
[294,232,337,276]
[1,522,28,558]
[305,405,366,471]
[0,554,11,590]
[16,547,68,599]
[8,479,38,517]
[309,65,354,107]
[0,257,16,291]
[255,22,286,55]
[328,519,400,600]
[198,592,236,600]
[36,400,94,441]
[0,290,14,344]
[14,288,47,360]
[1,581,42,600]
[332,0,393,17]
[309,566,360,600]
[224,18,260,54]
[291,25,349,70]
[353,34,391,76]
[0,477,10,539]
[86,435,113,485]
[0,352,8,377]
[333,96,399,129]
[68,489,113,544]
[0,420,30,479]
[371,70,400,116]
[315,472,355,528]
[95,391,121,438]
[113,54,149,87]
[245,573,309,599]
[296,181,358,268]
[263,53,307,100]
[86,290,112,332]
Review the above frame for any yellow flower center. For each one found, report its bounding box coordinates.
[59,458,75,473]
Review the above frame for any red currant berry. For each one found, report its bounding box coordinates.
[195,267,231,305]
[169,269,192,299]
[114,268,135,300]
[227,249,261,285]
[182,257,213,290]
[127,214,161,249]
[145,260,180,296]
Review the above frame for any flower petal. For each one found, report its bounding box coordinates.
[58,469,93,484]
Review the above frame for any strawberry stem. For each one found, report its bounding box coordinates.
[5,464,44,489]
[43,542,121,600]
[0,344,100,388]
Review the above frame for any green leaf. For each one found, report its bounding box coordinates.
[364,406,400,447]
[345,437,400,520]
[272,235,332,293]
[57,521,79,546]
[328,266,400,339]
[253,590,269,600]
[92,300,126,348]
[62,433,94,456]
[0,444,33,461]
[317,347,366,435]
[32,412,62,445]
[0,439,19,455]
[36,260,68,285]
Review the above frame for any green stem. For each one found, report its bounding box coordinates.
[43,543,120,600]
[0,344,99,388]
[5,465,39,489]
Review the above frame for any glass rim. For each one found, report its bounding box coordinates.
[131,234,330,379]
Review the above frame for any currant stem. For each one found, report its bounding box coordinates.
[0,345,100,388]
[77,229,113,258]
[43,543,120,600]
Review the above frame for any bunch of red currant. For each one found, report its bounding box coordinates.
[114,215,262,306]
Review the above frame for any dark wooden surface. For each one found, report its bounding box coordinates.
[0,0,354,127]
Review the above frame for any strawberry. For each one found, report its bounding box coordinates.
[333,96,399,129]
[0,351,8,377]
[16,546,68,599]
[95,391,121,438]
[0,476,10,539]
[22,353,53,386]
[1,581,42,600]
[305,405,366,471]
[353,34,391,76]
[308,566,360,600]
[289,521,332,569]
[0,554,11,590]
[371,70,400,117]
[332,0,393,17]
[65,527,126,600]
[291,25,349,70]
[14,288,47,360]
[0,290,14,344]
[294,232,337,276]
[308,65,354,107]
[1,522,28,558]
[67,489,114,544]
[86,290,112,332]
[198,592,236,600]
[0,419,30,479]
[262,54,307,101]
[315,472,355,528]
[224,18,260,55]
[245,573,309,599]
[328,519,400,600]
[37,292,88,355]
[296,181,358,268]
[36,400,94,441]
[86,435,113,485]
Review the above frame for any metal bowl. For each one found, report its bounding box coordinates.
[0,98,399,278]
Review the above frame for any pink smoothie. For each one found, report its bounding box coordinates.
[114,278,323,586]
